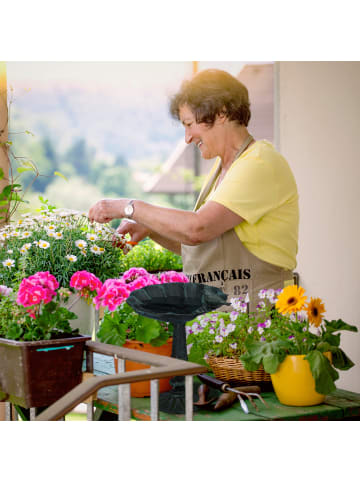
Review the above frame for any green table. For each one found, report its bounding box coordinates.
[92,353,360,421]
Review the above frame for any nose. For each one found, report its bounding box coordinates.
[185,128,192,144]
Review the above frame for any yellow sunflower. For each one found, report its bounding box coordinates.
[306,297,326,327]
[275,285,307,315]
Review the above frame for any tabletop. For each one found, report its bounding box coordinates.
[91,353,360,421]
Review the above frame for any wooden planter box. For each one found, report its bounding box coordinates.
[0,335,91,408]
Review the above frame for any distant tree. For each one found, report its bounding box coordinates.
[96,165,142,198]
[44,176,104,212]
[63,138,95,178]
[114,154,127,167]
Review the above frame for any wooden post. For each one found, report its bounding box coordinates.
[0,62,9,225]
[0,61,8,420]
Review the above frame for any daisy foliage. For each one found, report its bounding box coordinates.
[187,285,357,395]
[0,201,133,288]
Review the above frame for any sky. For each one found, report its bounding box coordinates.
[5,61,251,96]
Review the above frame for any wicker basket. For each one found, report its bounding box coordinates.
[208,356,271,384]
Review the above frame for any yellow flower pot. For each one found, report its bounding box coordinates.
[270,354,329,406]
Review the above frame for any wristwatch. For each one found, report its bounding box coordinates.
[124,199,135,219]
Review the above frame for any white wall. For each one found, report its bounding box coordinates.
[276,61,360,392]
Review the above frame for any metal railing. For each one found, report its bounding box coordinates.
[32,340,207,421]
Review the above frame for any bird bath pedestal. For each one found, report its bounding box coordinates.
[126,282,228,414]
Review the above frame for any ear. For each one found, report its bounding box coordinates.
[216,109,227,124]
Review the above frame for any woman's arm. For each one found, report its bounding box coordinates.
[88,198,244,246]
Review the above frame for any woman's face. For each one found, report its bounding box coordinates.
[179,104,223,159]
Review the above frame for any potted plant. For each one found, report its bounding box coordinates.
[239,285,358,406]
[0,198,133,288]
[118,238,182,274]
[0,198,133,334]
[94,267,189,397]
[186,296,272,385]
[0,271,91,408]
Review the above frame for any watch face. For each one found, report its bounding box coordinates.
[125,203,134,217]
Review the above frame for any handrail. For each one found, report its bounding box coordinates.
[35,340,207,421]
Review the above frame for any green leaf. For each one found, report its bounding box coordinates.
[0,168,4,180]
[188,344,208,366]
[324,319,358,334]
[330,347,355,371]
[262,353,286,374]
[135,317,161,344]
[241,339,291,373]
[97,314,127,346]
[54,171,68,182]
[17,167,34,174]
[149,330,171,347]
[305,350,339,395]
[321,332,341,347]
[5,323,22,340]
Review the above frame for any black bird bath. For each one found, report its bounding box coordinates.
[126,282,228,414]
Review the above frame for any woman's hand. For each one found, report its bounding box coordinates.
[113,219,150,246]
[88,199,126,224]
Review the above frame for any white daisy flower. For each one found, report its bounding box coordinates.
[20,243,32,253]
[10,231,20,237]
[21,231,32,239]
[66,255,77,262]
[75,239,88,249]
[17,219,24,225]
[90,245,103,255]
[7,249,13,254]
[38,240,50,249]
[2,258,15,268]
[47,230,55,238]
[54,232,63,239]
[87,233,98,241]
[47,224,56,231]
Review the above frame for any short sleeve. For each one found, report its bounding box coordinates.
[209,157,278,224]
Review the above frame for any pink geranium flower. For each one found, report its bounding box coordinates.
[70,270,103,292]
[28,271,59,291]
[122,267,149,284]
[160,271,189,284]
[94,279,130,311]
[126,274,161,292]
[17,276,56,307]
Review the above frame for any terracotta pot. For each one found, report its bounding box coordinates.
[114,338,173,397]
[270,352,332,406]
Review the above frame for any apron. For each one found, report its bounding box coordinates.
[181,135,294,313]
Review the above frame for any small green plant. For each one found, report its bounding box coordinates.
[118,238,182,273]
[97,302,173,347]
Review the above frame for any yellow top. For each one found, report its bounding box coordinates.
[201,140,299,271]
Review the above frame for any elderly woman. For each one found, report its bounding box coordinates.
[88,69,299,311]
